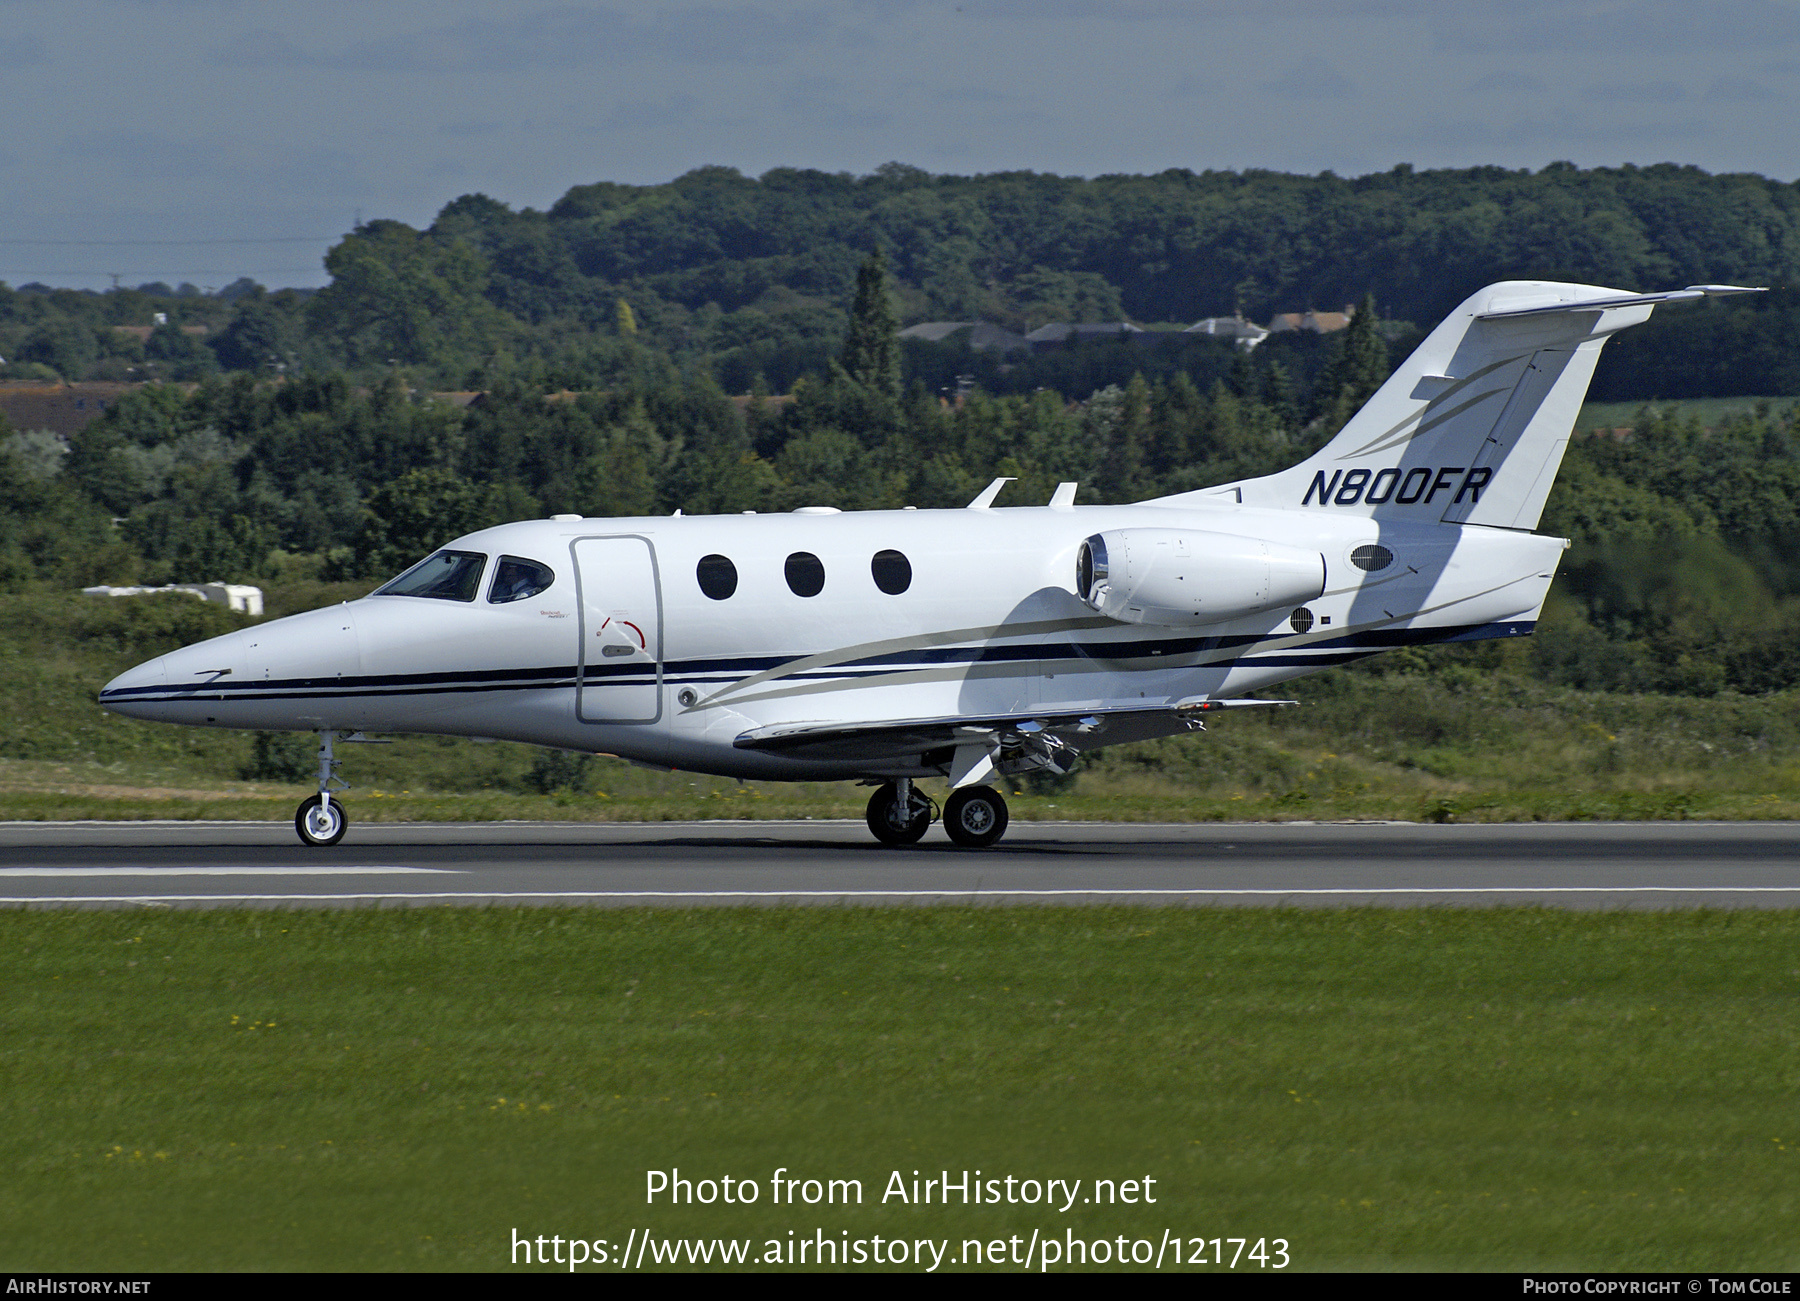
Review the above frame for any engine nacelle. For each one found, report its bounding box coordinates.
[1076,528,1325,627]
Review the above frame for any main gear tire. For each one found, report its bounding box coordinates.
[865,783,931,846]
[943,785,1008,849]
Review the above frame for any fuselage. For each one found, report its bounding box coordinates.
[99,497,1565,780]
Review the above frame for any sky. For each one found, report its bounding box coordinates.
[4,0,1800,292]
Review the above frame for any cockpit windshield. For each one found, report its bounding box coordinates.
[374,550,487,602]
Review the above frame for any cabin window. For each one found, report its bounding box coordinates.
[696,554,738,600]
[871,549,912,595]
[374,550,487,602]
[784,551,825,597]
[1350,544,1394,572]
[488,555,555,604]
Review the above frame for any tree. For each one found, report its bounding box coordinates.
[308,220,513,370]
[1312,293,1388,434]
[839,249,901,402]
[145,322,220,381]
[16,319,99,381]
[350,466,494,578]
[211,299,292,371]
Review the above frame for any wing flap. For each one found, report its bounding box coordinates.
[733,697,1296,758]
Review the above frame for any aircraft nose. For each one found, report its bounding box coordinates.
[99,655,170,719]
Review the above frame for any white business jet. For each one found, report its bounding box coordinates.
[100,280,1760,848]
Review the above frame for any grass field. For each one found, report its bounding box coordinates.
[9,586,1800,828]
[9,485,1800,1274]
[3,907,1797,1272]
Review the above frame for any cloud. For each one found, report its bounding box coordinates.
[1467,71,1546,94]
[61,129,367,196]
[1171,72,1220,97]
[214,5,835,73]
[0,33,44,67]
[604,95,699,130]
[778,75,890,129]
[1258,55,1354,100]
[438,120,505,138]
[215,29,304,67]
[1410,113,1716,150]
[1581,81,1688,103]
[963,0,1423,17]
[1703,76,1778,102]
[1435,0,1800,54]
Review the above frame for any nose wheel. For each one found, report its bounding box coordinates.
[294,729,350,847]
[296,793,348,847]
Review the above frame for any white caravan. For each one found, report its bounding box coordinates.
[100,281,1760,848]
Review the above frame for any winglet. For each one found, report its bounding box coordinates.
[1049,482,1078,509]
[967,477,1016,509]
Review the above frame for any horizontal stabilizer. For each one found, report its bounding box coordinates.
[1477,284,1764,319]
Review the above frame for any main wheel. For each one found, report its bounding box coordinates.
[295,794,348,847]
[943,785,1008,849]
[865,783,930,846]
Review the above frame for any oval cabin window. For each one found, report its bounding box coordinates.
[696,554,738,600]
[871,549,912,595]
[785,551,825,598]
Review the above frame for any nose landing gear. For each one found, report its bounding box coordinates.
[294,730,350,847]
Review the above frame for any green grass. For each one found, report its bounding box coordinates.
[9,586,1800,827]
[3,907,1798,1271]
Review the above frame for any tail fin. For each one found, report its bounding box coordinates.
[1157,281,1762,530]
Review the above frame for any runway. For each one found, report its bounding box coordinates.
[2,819,1799,908]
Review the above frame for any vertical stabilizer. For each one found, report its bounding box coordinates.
[1154,281,1762,530]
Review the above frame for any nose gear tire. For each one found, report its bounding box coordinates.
[295,794,348,847]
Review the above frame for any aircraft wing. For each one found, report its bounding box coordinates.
[732,697,1295,762]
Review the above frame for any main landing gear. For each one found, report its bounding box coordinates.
[943,784,1008,849]
[295,730,349,847]
[865,778,933,845]
[864,779,1010,849]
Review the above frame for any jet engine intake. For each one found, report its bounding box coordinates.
[1077,528,1325,627]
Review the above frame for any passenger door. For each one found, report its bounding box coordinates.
[572,535,663,724]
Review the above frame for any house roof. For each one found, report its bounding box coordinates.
[1268,307,1355,334]
[0,382,140,438]
[899,322,1031,353]
[1185,315,1269,339]
[1024,321,1145,344]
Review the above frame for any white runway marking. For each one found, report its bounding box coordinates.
[6,885,1800,905]
[0,866,453,877]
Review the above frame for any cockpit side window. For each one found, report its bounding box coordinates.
[488,555,556,604]
[373,550,488,602]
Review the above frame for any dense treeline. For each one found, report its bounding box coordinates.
[8,342,1800,699]
[3,161,1799,396]
[5,161,1800,703]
